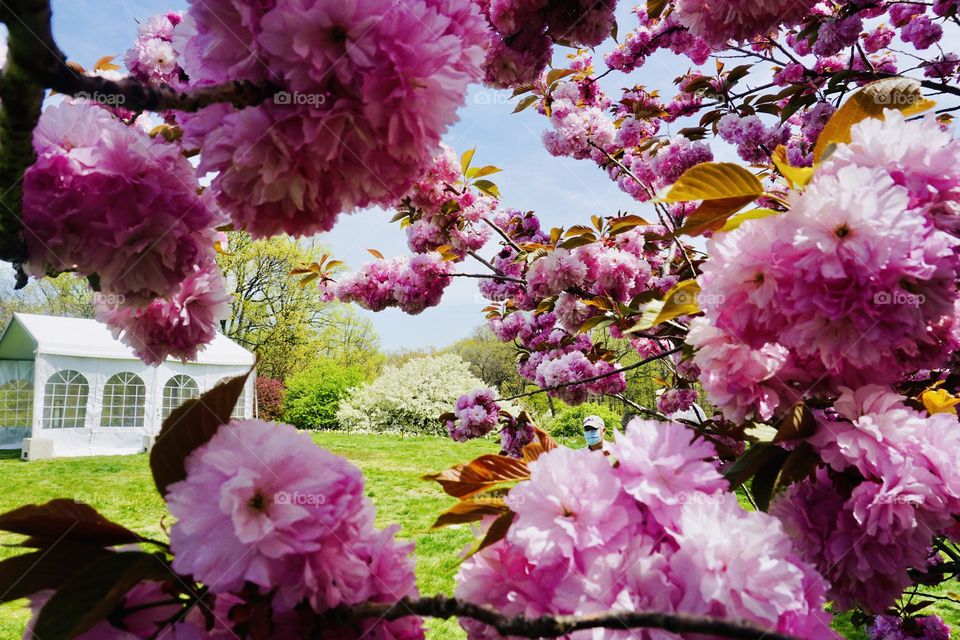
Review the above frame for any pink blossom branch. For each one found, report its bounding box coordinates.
[481,216,525,253]
[499,346,683,402]
[443,272,527,284]
[0,0,278,268]
[321,595,801,640]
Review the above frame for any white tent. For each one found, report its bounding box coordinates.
[0,313,255,459]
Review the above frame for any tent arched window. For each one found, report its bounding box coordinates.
[218,377,246,420]
[162,375,200,420]
[42,370,89,429]
[0,378,33,428]
[101,372,146,428]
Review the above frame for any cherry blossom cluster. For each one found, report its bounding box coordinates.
[95,262,230,366]
[691,113,960,422]
[397,144,495,260]
[444,389,537,457]
[446,389,501,442]
[477,209,550,306]
[164,420,422,638]
[456,419,836,639]
[773,386,960,613]
[868,614,951,640]
[322,253,454,315]
[124,11,183,84]
[481,0,618,88]
[22,99,229,364]
[21,419,424,639]
[491,310,627,405]
[672,0,817,45]
[176,0,488,238]
[23,100,216,306]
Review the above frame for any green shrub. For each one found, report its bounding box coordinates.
[282,359,367,430]
[549,402,622,439]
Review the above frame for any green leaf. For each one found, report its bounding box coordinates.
[466,165,503,179]
[724,443,787,490]
[814,77,935,163]
[647,0,668,19]
[150,371,251,496]
[719,208,780,232]
[33,552,170,640]
[751,447,791,511]
[578,315,615,334]
[473,179,501,199]
[513,94,539,113]
[773,402,817,443]
[772,145,813,188]
[775,443,820,493]
[627,279,700,332]
[0,500,141,548]
[460,147,476,172]
[0,545,111,603]
[678,196,756,236]
[545,68,576,86]
[661,163,764,203]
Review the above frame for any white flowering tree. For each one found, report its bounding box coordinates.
[337,354,489,435]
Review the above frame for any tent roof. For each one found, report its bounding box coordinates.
[0,313,254,366]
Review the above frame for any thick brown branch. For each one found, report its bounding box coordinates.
[322,595,800,640]
[0,0,49,268]
[47,73,280,114]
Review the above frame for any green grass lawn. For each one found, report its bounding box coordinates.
[0,433,958,639]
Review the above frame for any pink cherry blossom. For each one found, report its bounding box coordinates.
[672,0,817,45]
[326,253,454,315]
[446,389,501,442]
[95,261,230,366]
[23,100,217,305]
[178,0,488,237]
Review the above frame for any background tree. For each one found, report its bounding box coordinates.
[448,326,526,396]
[217,232,382,380]
[0,272,94,325]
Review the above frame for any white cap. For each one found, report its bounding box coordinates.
[582,415,605,431]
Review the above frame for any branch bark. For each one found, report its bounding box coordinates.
[321,595,801,640]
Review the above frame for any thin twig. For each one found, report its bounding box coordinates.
[443,272,526,284]
[500,347,683,402]
[481,216,524,253]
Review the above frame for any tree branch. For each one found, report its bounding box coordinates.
[500,346,683,402]
[443,272,527,284]
[321,595,801,640]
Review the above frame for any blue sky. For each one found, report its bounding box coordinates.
[46,1,701,351]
